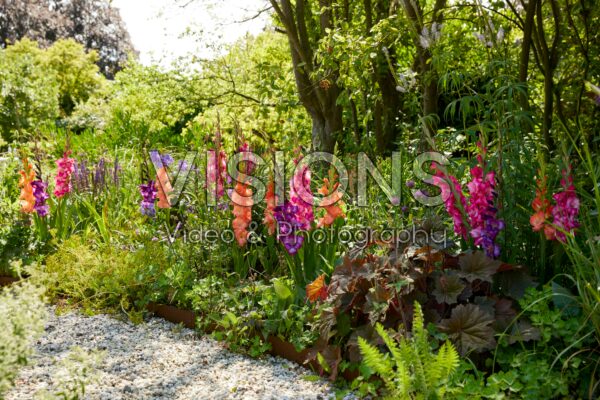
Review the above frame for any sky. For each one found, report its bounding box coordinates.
[112,0,270,67]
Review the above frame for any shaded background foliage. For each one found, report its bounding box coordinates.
[0,0,134,78]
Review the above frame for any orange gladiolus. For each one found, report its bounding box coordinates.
[317,178,345,228]
[18,158,36,213]
[530,175,555,240]
[263,180,277,235]
[155,167,172,209]
[232,175,253,246]
[306,274,328,302]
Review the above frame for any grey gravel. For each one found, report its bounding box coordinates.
[6,307,338,400]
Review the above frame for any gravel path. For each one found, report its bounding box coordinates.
[7,307,337,400]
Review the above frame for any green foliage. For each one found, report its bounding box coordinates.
[560,134,600,346]
[0,282,47,395]
[358,302,459,400]
[450,286,598,399]
[188,31,310,151]
[186,276,317,355]
[0,39,59,144]
[41,235,171,319]
[99,62,205,147]
[0,156,37,271]
[310,224,531,378]
[44,39,104,116]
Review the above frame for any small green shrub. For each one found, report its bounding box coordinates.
[42,235,170,319]
[0,282,47,395]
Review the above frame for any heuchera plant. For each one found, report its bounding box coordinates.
[305,218,535,380]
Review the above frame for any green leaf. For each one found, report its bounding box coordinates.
[273,279,292,300]
[551,282,581,317]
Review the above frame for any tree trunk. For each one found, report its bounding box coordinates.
[542,68,556,152]
[310,107,341,153]
[420,47,439,145]
[270,0,343,152]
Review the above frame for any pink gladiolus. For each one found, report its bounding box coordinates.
[432,166,468,239]
[54,151,75,198]
[466,160,504,259]
[206,150,228,201]
[551,169,580,242]
[289,159,313,231]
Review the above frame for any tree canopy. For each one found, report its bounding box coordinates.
[0,0,135,78]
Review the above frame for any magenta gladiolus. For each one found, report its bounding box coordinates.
[289,161,313,231]
[54,151,75,198]
[466,159,504,258]
[433,147,504,258]
[551,169,580,242]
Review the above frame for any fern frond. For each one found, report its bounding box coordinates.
[375,323,403,368]
[436,341,460,377]
[358,336,394,383]
[359,302,460,400]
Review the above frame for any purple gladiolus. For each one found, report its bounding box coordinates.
[31,180,49,217]
[274,202,305,255]
[139,180,158,217]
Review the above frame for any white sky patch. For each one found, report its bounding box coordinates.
[112,0,270,67]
